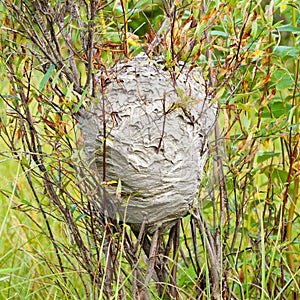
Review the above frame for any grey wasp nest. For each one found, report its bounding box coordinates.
[80,53,217,233]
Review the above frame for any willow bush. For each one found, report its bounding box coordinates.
[0,0,299,299]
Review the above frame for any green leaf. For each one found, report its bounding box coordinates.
[277,24,300,33]
[51,68,62,88]
[0,276,9,282]
[252,19,258,37]
[39,64,55,91]
[0,97,7,126]
[287,105,298,124]
[210,30,228,37]
[70,204,77,214]
[75,213,87,222]
[261,101,292,118]
[272,69,294,89]
[65,82,74,99]
[272,168,288,185]
[257,152,280,164]
[214,86,226,101]
[0,267,21,274]
[134,0,156,10]
[72,88,87,113]
[274,46,299,58]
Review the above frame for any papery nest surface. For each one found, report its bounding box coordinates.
[80,53,217,233]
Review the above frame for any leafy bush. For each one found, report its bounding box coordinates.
[0,0,299,299]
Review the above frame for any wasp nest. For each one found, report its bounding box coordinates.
[80,53,217,233]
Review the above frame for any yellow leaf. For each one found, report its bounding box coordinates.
[250,50,263,58]
[214,86,225,101]
[263,139,269,149]
[102,180,117,186]
[213,45,229,52]
[279,4,287,13]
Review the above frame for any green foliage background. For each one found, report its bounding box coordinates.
[0,0,299,299]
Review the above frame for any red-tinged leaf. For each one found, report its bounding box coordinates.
[16,125,23,141]
[42,117,56,130]
[261,74,271,86]
[37,103,43,115]
[147,24,156,43]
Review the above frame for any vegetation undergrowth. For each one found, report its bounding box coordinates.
[0,0,299,299]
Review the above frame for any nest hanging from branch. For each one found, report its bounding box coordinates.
[81,53,217,233]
